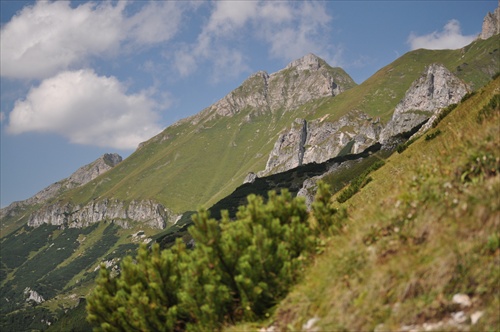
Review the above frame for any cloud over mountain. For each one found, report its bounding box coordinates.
[7,69,162,149]
[408,19,476,50]
[174,1,339,81]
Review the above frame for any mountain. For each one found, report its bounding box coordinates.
[3,35,498,231]
[1,153,122,235]
[262,73,500,332]
[1,12,499,331]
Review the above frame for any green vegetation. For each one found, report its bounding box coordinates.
[0,222,141,332]
[87,188,343,331]
[476,93,500,123]
[397,136,419,154]
[269,77,500,331]
[425,129,442,141]
[336,160,385,203]
[431,104,457,128]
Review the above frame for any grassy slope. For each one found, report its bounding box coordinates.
[20,36,495,217]
[310,36,499,123]
[260,77,500,331]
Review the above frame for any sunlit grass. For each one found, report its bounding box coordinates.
[265,77,500,331]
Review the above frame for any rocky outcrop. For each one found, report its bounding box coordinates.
[27,199,177,229]
[188,53,356,124]
[260,63,468,177]
[260,118,308,176]
[380,63,468,142]
[0,153,122,221]
[24,287,45,304]
[479,1,500,40]
[259,111,382,176]
[243,172,258,184]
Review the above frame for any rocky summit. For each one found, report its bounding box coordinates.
[480,0,500,39]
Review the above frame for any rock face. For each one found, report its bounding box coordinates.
[380,63,468,142]
[0,152,177,230]
[479,1,500,40]
[260,118,308,176]
[24,287,44,304]
[260,63,468,176]
[27,199,177,229]
[243,172,258,184]
[0,153,122,221]
[189,53,356,124]
[259,111,382,176]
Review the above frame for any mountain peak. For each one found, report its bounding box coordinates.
[479,0,500,39]
[285,53,325,71]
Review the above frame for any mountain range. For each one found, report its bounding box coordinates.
[1,5,499,331]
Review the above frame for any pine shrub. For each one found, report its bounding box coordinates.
[87,190,321,331]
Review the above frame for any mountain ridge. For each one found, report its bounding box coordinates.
[1,12,499,329]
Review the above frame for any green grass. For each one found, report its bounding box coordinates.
[262,76,500,331]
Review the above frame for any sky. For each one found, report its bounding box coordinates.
[0,0,497,208]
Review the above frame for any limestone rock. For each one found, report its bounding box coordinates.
[27,199,177,229]
[259,110,382,176]
[452,293,472,307]
[243,172,257,184]
[260,118,308,175]
[186,53,356,125]
[479,1,500,40]
[24,287,44,304]
[0,153,122,221]
[380,63,468,142]
[471,311,484,325]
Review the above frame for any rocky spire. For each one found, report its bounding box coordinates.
[479,1,500,40]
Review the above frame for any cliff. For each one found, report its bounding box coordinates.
[258,63,468,176]
[259,112,382,176]
[380,63,468,142]
[0,153,122,222]
[27,199,177,229]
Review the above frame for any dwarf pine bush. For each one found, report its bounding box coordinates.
[87,189,333,331]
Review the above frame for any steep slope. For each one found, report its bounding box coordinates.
[236,67,500,332]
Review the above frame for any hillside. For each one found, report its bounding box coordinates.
[2,35,497,229]
[0,31,499,331]
[250,75,500,332]
[81,76,499,332]
[59,36,499,214]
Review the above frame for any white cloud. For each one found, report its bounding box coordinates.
[125,1,183,46]
[408,19,476,50]
[173,1,340,81]
[259,1,334,62]
[0,1,184,80]
[206,1,258,36]
[7,69,162,150]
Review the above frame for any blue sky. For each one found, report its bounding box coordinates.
[0,0,497,207]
